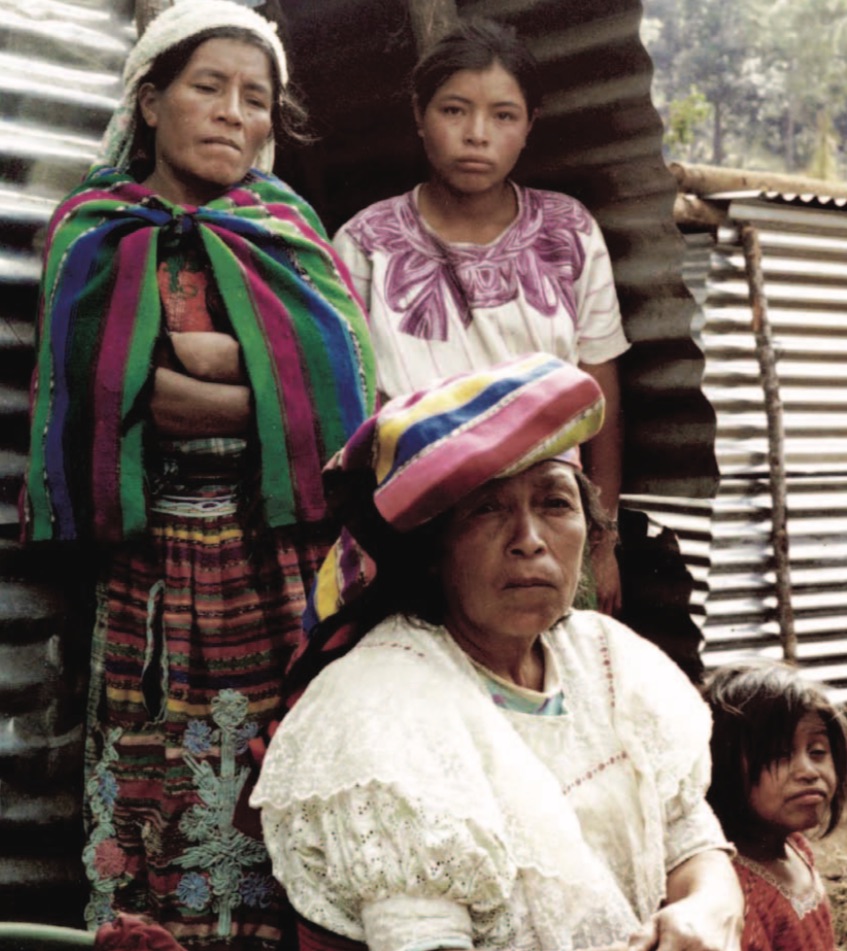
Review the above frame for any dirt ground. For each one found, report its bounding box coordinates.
[810,814,847,950]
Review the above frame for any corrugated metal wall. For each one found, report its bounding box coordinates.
[0,0,134,922]
[631,195,847,702]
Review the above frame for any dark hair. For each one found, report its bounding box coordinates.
[412,18,542,116]
[703,661,847,841]
[128,25,308,180]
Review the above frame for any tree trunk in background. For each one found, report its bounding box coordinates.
[407,0,457,51]
[785,108,796,171]
[712,100,724,166]
[135,0,171,36]
[740,223,797,664]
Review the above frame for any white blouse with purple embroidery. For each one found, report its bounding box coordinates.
[333,184,630,399]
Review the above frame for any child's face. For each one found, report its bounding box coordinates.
[414,62,534,198]
[748,711,836,835]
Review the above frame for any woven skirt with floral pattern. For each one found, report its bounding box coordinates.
[83,460,330,951]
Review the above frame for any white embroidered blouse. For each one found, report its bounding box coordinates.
[332,185,630,401]
[252,611,728,951]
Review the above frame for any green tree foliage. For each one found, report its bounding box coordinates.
[643,0,847,176]
[665,89,713,161]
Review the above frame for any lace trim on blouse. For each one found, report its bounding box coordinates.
[735,839,826,919]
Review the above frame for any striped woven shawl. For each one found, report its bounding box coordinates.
[24,166,376,543]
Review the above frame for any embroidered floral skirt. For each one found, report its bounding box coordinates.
[83,469,331,951]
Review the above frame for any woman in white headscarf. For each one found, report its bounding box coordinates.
[21,1,374,945]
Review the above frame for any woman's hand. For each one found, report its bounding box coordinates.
[625,851,743,951]
[150,366,252,437]
[169,331,245,384]
[625,899,740,950]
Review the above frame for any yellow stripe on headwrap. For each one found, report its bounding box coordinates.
[372,353,544,484]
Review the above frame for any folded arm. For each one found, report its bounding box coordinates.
[150,366,252,437]
[168,331,246,384]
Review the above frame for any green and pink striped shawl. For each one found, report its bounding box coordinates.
[24,165,376,543]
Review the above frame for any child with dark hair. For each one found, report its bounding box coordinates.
[333,18,628,616]
[703,662,847,951]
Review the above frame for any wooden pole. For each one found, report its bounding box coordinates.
[673,193,727,230]
[739,223,797,663]
[407,0,459,53]
[135,0,172,37]
[669,161,847,200]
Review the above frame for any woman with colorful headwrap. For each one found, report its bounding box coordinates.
[21,1,374,945]
[251,354,743,951]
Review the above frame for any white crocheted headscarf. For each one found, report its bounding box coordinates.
[98,0,288,174]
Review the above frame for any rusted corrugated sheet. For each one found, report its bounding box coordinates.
[634,194,847,702]
[0,0,133,921]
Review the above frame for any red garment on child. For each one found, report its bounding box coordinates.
[735,833,835,951]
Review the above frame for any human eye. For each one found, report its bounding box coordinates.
[535,474,580,513]
[809,739,832,760]
[470,498,501,516]
[496,110,519,122]
[458,488,503,518]
[774,743,793,764]
[765,755,789,776]
[244,86,272,110]
[440,103,463,116]
[190,70,221,96]
[543,494,574,511]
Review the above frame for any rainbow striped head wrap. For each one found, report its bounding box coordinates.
[332,352,604,532]
[297,353,604,658]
